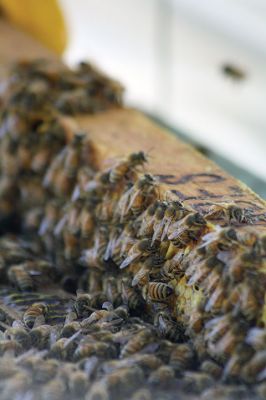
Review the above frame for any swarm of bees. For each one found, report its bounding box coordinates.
[0,59,265,400]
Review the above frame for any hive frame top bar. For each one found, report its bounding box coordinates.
[0,16,265,219]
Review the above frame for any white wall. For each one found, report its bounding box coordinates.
[59,0,266,182]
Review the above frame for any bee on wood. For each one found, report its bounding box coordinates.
[205,202,250,224]
[116,174,157,221]
[109,151,148,184]
[145,282,173,302]
[120,238,157,269]
[7,264,34,291]
[120,328,155,358]
[148,365,175,387]
[154,311,185,342]
[23,302,49,329]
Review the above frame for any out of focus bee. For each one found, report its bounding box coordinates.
[109,151,147,184]
[29,324,55,349]
[241,350,266,383]
[80,204,95,239]
[120,239,157,269]
[4,326,31,349]
[168,212,207,247]
[67,370,90,398]
[169,343,195,371]
[205,202,249,224]
[181,371,214,394]
[222,63,246,81]
[0,339,22,356]
[0,358,18,379]
[1,371,32,400]
[223,343,254,382]
[40,377,66,400]
[103,276,122,307]
[154,311,184,342]
[74,340,116,361]
[200,359,223,379]
[80,227,108,269]
[49,336,77,361]
[145,282,173,302]
[225,281,260,321]
[129,388,152,400]
[148,365,175,387]
[7,264,34,291]
[104,365,144,397]
[85,381,109,400]
[23,302,49,329]
[120,328,155,358]
[199,227,238,254]
[61,321,81,338]
[33,359,59,384]
[74,291,92,318]
[246,327,266,351]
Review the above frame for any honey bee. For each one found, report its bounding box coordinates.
[23,302,49,329]
[151,201,168,243]
[120,239,156,269]
[148,365,175,387]
[4,326,31,349]
[205,202,249,224]
[138,200,161,237]
[33,359,59,384]
[74,340,116,361]
[132,265,150,287]
[145,282,173,302]
[168,212,207,247]
[80,204,95,239]
[103,276,122,307]
[85,381,109,400]
[109,151,147,184]
[241,350,266,383]
[74,291,92,318]
[246,327,266,351]
[117,174,157,221]
[0,339,22,356]
[104,365,144,397]
[7,264,34,291]
[200,359,222,380]
[154,311,185,342]
[129,388,152,400]
[181,371,215,394]
[29,324,56,349]
[169,343,195,371]
[40,377,66,400]
[120,328,155,358]
[61,321,81,338]
[121,278,146,313]
[199,227,238,254]
[80,227,108,269]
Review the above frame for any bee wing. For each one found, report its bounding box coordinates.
[33,315,46,329]
[104,233,118,261]
[54,214,68,237]
[119,251,140,269]
[161,218,172,241]
[151,220,165,245]
[126,188,141,214]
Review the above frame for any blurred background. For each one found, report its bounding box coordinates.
[1,0,266,196]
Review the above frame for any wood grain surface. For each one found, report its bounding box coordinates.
[0,17,265,224]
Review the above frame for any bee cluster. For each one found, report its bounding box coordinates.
[0,60,265,400]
